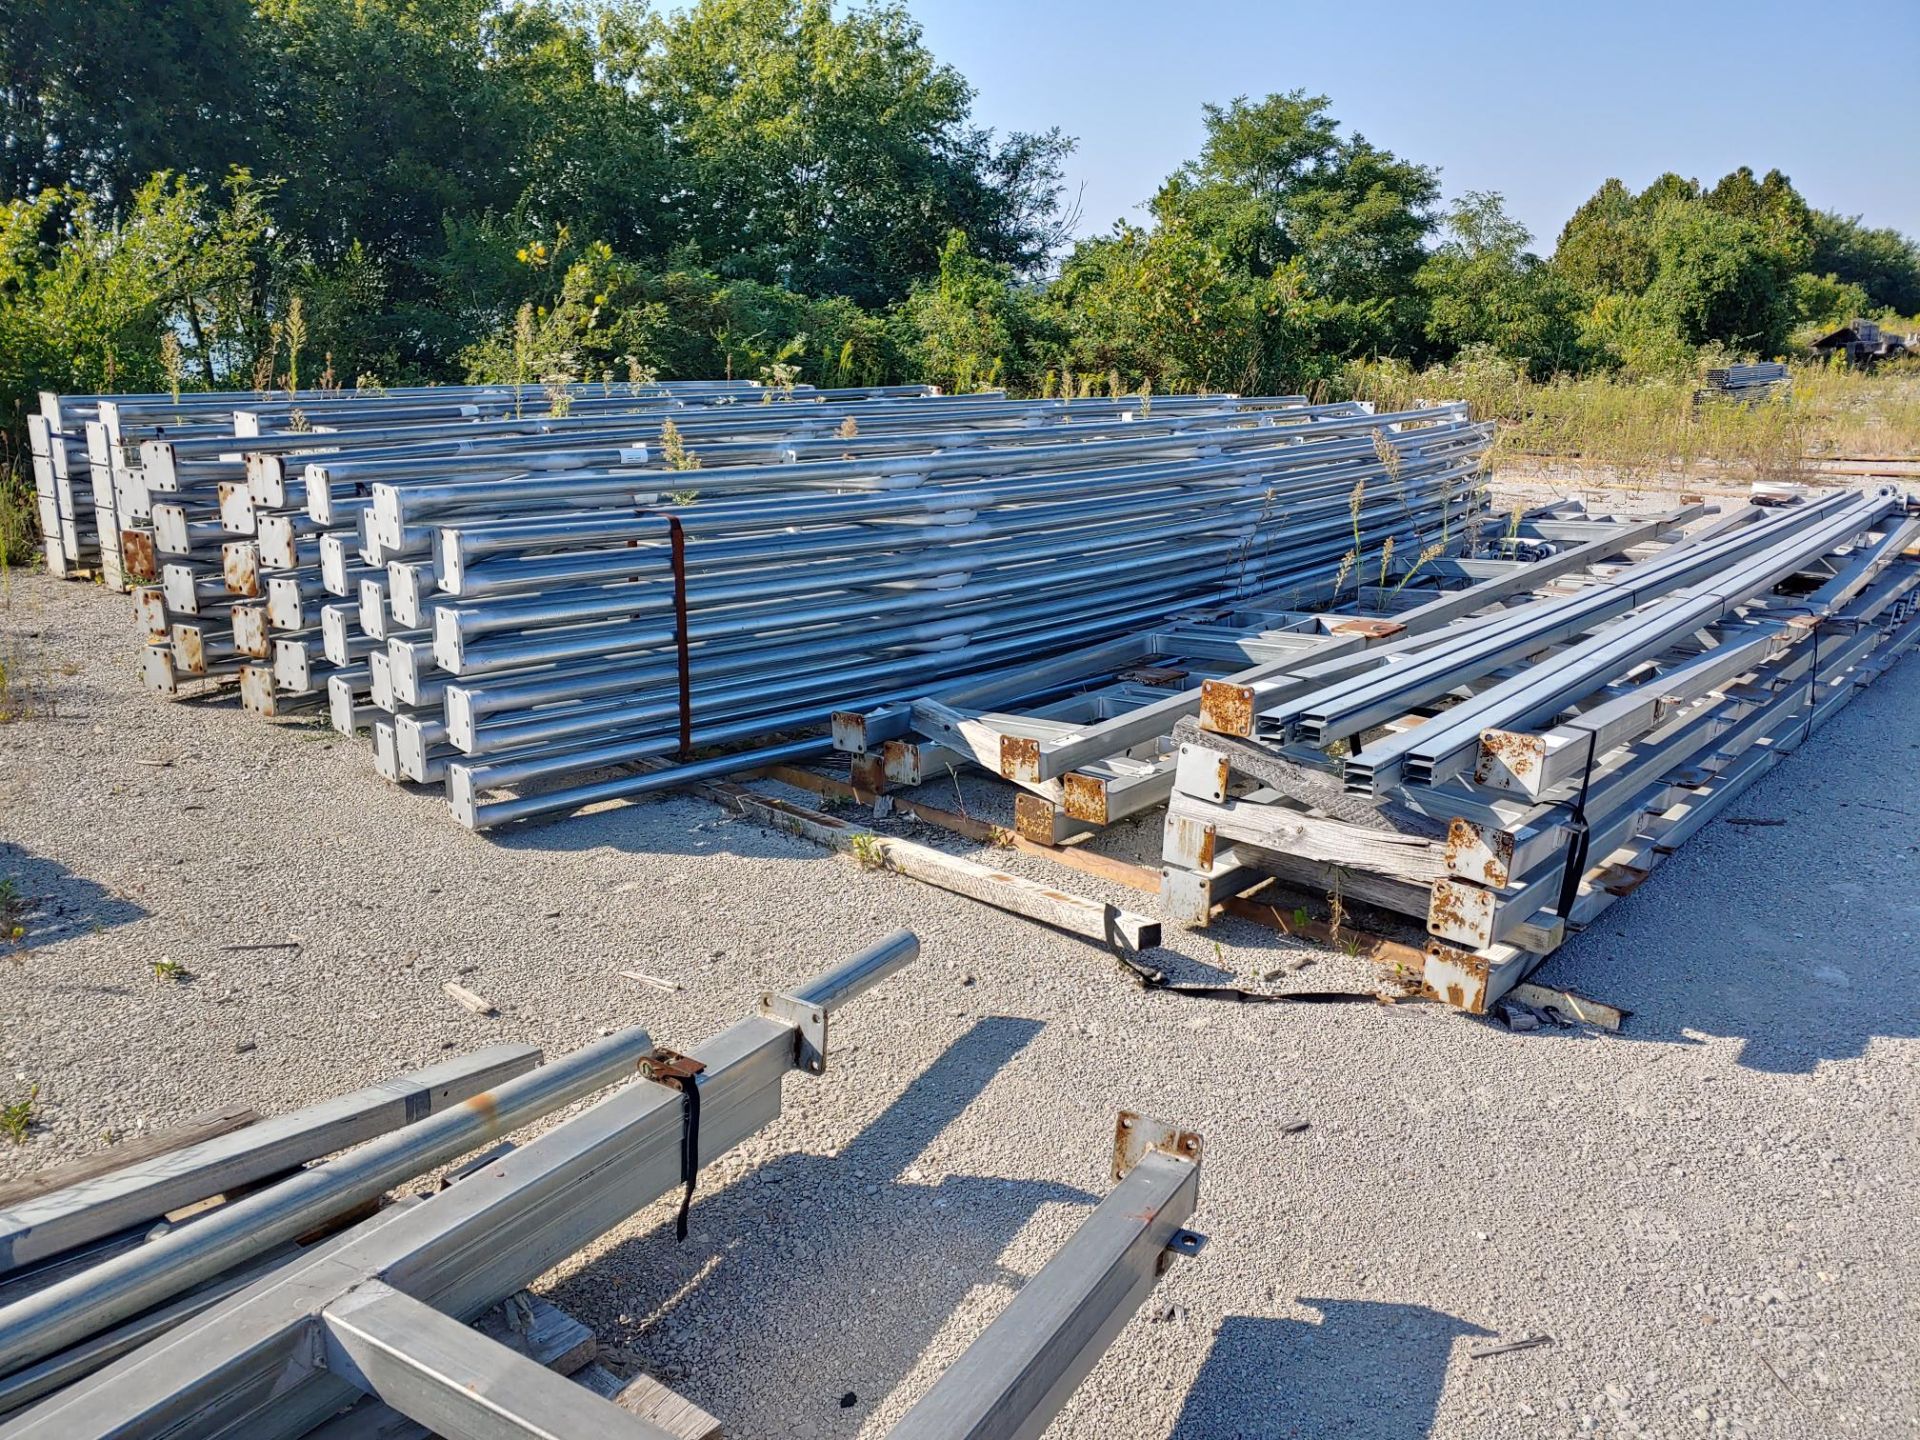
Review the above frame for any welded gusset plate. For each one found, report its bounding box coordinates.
[758,991,827,1074]
[1198,679,1256,737]
[1112,1111,1203,1182]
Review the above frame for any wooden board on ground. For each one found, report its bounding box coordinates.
[575,1362,725,1440]
[712,786,1162,951]
[759,764,1163,894]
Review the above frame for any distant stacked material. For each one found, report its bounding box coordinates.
[1701,361,1789,402]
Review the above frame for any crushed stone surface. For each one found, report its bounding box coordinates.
[1,558,1915,1439]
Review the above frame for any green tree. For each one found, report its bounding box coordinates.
[0,170,284,422]
[901,230,1060,393]
[1555,169,1809,368]
[1704,165,1814,271]
[1554,177,1659,296]
[1791,271,1871,331]
[1149,91,1438,353]
[252,0,525,266]
[1643,204,1795,353]
[636,0,1070,305]
[1808,211,1920,316]
[1417,192,1582,376]
[0,0,261,206]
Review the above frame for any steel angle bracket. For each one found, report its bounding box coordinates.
[1112,1110,1204,1180]
[757,989,828,1074]
[1113,1111,1209,1268]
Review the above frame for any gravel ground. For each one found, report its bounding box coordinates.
[1,538,1916,1439]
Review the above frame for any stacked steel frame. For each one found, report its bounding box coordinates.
[0,933,1214,1440]
[1155,487,1920,1011]
[37,382,1494,830]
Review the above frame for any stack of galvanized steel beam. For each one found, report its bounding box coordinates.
[1701,360,1790,402]
[39,381,1494,831]
[824,501,1683,845]
[0,932,1215,1440]
[1158,487,1920,1011]
[38,377,1920,1015]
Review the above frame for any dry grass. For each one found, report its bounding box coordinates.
[1349,357,1920,486]
[0,471,38,570]
[0,552,54,725]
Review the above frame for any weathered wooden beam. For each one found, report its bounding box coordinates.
[759,764,1162,894]
[718,791,1162,951]
[576,1364,724,1440]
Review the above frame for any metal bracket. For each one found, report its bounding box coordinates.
[637,1048,706,1086]
[758,991,828,1074]
[1112,1111,1203,1182]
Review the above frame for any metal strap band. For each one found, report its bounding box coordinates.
[667,514,692,760]
[639,1049,704,1242]
[1547,726,1600,922]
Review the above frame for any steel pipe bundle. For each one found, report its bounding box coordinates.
[1702,360,1790,401]
[407,405,1488,827]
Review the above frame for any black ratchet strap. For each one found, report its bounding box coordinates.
[1101,906,1379,1005]
[632,507,694,761]
[1545,726,1600,922]
[640,1049,705,1241]
[1801,620,1821,745]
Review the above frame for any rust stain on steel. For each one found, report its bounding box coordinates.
[1443,818,1476,866]
[1446,818,1513,887]
[463,1091,500,1138]
[850,751,889,793]
[1112,1112,1204,1182]
[999,734,1041,783]
[829,710,868,752]
[134,586,168,642]
[638,1048,706,1085]
[880,740,918,786]
[1062,773,1110,825]
[1423,941,1492,1013]
[1198,680,1254,737]
[222,544,259,597]
[120,530,157,584]
[1014,792,1059,843]
[1475,728,1542,785]
[175,626,205,674]
[1598,863,1653,896]
[1428,878,1495,948]
[1163,816,1216,871]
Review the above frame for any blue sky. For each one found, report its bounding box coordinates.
[907,0,1920,252]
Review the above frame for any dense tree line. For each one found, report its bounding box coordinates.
[2,0,1917,431]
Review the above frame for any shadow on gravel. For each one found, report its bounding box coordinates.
[548,1013,1108,1435]
[507,789,1364,993]
[0,841,146,950]
[1172,1301,1492,1439]
[1523,831,1920,1075]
